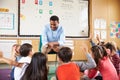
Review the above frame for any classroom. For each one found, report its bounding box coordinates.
[0,0,120,80]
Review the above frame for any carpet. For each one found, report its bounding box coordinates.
[0,69,11,80]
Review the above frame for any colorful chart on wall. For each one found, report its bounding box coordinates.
[110,22,120,38]
[0,0,18,37]
[19,0,89,38]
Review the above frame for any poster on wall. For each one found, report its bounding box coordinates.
[0,0,18,37]
[110,22,120,38]
[101,30,107,39]
[94,18,106,29]
[0,13,14,30]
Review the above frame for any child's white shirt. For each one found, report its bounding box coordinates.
[14,56,31,80]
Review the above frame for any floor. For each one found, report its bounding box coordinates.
[0,69,11,80]
[0,61,84,80]
[0,62,57,80]
[0,63,11,69]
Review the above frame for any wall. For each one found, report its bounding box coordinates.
[0,0,120,61]
[91,0,120,48]
[108,0,120,47]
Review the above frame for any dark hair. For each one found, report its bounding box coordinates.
[117,47,120,51]
[21,52,48,80]
[50,15,59,22]
[19,43,32,57]
[58,47,72,63]
[97,41,105,46]
[91,45,107,65]
[105,42,116,52]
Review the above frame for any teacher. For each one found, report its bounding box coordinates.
[41,15,65,54]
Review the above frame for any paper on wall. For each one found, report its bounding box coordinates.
[94,19,100,29]
[0,40,17,58]
[100,19,106,29]
[101,30,107,39]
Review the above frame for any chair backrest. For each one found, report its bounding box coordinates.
[38,35,42,52]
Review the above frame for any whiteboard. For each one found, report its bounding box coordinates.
[0,0,18,36]
[19,0,89,37]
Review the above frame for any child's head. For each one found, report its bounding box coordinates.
[105,42,116,53]
[91,45,107,65]
[19,43,33,57]
[57,47,72,63]
[21,52,48,80]
[31,52,47,68]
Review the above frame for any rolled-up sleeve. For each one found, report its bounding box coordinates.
[41,26,48,46]
[58,27,65,46]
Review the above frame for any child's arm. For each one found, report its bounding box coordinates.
[96,34,100,44]
[112,53,120,63]
[76,47,96,72]
[89,34,96,46]
[1,57,23,67]
[11,46,17,61]
[0,52,23,68]
[90,40,96,46]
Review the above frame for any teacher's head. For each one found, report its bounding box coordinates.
[50,15,59,31]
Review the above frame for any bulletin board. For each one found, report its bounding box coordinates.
[0,0,18,37]
[19,0,89,38]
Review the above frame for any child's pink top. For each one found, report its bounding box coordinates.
[99,57,119,80]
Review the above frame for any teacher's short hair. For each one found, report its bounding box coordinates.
[50,15,59,22]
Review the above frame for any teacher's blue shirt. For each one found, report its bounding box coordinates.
[42,24,65,46]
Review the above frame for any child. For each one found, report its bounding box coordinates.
[0,52,48,80]
[10,44,21,80]
[56,47,96,80]
[21,52,48,80]
[14,43,33,80]
[0,43,33,80]
[110,41,120,57]
[105,42,120,78]
[91,45,119,80]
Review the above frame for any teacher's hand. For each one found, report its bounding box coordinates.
[48,42,54,48]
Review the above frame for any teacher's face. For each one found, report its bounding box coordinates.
[50,20,59,31]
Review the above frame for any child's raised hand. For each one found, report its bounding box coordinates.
[89,34,92,41]
[96,34,100,42]
[0,51,3,58]
[12,46,17,55]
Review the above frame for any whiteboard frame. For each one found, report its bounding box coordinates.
[18,0,90,38]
